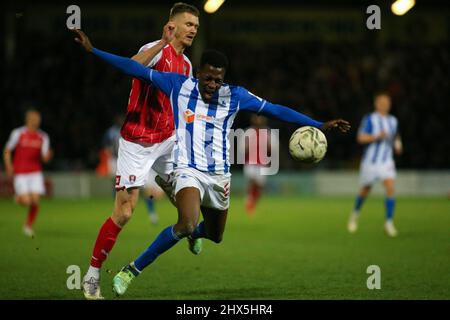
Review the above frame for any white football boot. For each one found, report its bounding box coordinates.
[384,220,398,237]
[347,212,359,233]
[82,275,104,300]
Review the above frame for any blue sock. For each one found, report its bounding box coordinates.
[190,221,205,240]
[385,197,395,221]
[145,197,156,216]
[134,225,180,271]
[354,196,366,213]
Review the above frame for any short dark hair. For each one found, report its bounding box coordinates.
[169,2,200,19]
[200,49,229,70]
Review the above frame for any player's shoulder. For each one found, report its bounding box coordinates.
[37,129,49,138]
[362,112,375,121]
[218,83,235,97]
[138,40,163,53]
[388,114,398,122]
[11,126,26,135]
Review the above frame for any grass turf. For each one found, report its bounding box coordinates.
[0,195,448,300]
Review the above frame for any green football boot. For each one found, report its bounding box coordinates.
[112,264,139,296]
[188,237,202,255]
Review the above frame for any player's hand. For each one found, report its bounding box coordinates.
[161,22,176,45]
[43,149,54,163]
[321,119,351,133]
[377,131,387,140]
[71,29,93,53]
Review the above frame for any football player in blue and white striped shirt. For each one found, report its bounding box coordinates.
[73,29,350,296]
[348,92,403,237]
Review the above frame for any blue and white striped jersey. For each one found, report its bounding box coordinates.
[148,70,272,174]
[358,112,398,165]
[91,48,324,174]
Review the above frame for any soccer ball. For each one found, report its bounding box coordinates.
[289,126,327,163]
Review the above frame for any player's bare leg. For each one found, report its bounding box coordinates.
[200,206,228,243]
[245,179,261,216]
[348,185,371,233]
[383,178,398,237]
[186,206,228,255]
[173,187,202,236]
[15,193,39,237]
[83,187,139,300]
[112,187,140,226]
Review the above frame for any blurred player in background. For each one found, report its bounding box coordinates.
[96,114,123,179]
[3,109,52,237]
[80,3,200,300]
[241,115,276,215]
[347,92,403,237]
[143,169,165,225]
[72,28,351,296]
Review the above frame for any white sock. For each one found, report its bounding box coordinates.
[86,266,100,279]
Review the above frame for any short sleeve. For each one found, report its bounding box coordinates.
[5,129,20,151]
[358,115,373,135]
[41,133,50,156]
[138,41,163,68]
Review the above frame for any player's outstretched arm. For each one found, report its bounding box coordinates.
[71,29,178,96]
[132,22,176,66]
[238,88,350,133]
[72,29,151,80]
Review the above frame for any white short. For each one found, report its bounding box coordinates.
[173,167,231,211]
[115,136,175,190]
[359,161,396,186]
[14,172,45,196]
[144,168,163,191]
[243,164,267,186]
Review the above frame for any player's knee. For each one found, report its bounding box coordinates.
[17,195,31,206]
[174,222,197,238]
[113,205,134,226]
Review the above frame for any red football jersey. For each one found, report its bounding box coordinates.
[5,126,50,174]
[121,42,192,144]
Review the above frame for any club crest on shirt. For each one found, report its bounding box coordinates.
[129,175,136,183]
[184,110,195,123]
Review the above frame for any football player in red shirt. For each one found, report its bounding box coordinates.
[80,3,200,300]
[3,109,52,237]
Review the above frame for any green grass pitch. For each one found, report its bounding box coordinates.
[0,195,448,300]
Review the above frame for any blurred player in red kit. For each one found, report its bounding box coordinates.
[80,3,200,299]
[242,115,277,215]
[3,109,52,237]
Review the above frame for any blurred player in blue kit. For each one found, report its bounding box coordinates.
[348,92,403,237]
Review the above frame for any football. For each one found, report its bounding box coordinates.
[289,126,327,163]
